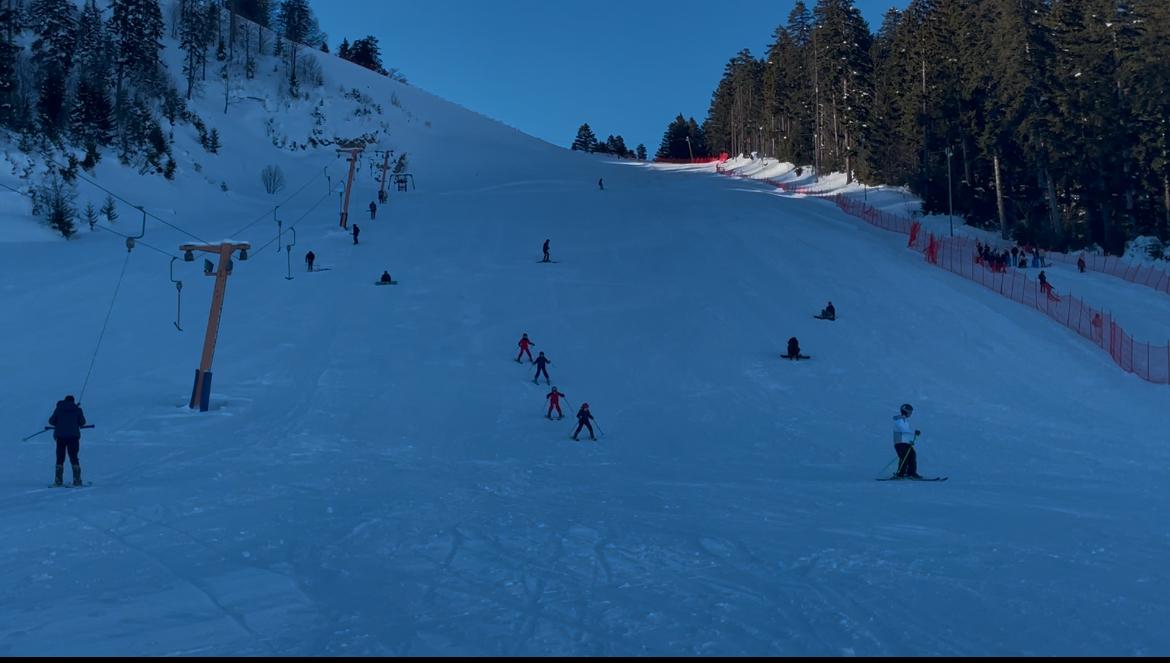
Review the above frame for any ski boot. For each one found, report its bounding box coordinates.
[54,464,64,487]
[71,463,83,487]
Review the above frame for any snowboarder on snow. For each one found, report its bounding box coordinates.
[380,270,393,284]
[542,239,551,263]
[783,336,806,360]
[817,302,836,320]
[516,333,535,363]
[892,403,922,479]
[546,387,566,419]
[533,351,552,384]
[572,402,596,441]
[305,250,316,272]
[48,395,87,486]
[352,224,361,245]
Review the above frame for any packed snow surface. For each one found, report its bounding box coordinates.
[2,45,1169,657]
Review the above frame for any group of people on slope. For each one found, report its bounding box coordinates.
[976,240,1048,272]
[516,333,596,441]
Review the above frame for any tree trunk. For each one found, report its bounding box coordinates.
[1163,174,1170,239]
[1044,167,1060,236]
[994,152,1007,238]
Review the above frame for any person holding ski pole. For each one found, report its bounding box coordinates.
[572,402,596,441]
[369,201,377,220]
[516,333,535,363]
[533,351,552,384]
[892,403,923,479]
[546,387,567,420]
[48,395,87,486]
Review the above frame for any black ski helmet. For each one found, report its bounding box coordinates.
[900,403,913,416]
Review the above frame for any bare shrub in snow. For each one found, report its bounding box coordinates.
[261,165,286,194]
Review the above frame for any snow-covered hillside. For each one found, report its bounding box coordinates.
[2,20,1169,657]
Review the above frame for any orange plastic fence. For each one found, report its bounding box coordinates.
[720,169,1170,384]
[1047,250,1170,297]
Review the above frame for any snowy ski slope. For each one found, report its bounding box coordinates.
[2,35,1170,656]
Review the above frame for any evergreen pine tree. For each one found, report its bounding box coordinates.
[71,0,114,149]
[0,0,22,129]
[207,127,221,153]
[636,143,647,160]
[28,0,76,139]
[83,201,98,230]
[571,123,598,152]
[345,35,386,74]
[337,37,350,60]
[101,193,118,222]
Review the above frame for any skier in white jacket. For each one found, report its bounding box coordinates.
[892,403,922,479]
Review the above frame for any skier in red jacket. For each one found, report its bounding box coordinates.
[546,387,566,419]
[516,333,535,363]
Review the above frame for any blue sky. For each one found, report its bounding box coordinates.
[314,1,904,153]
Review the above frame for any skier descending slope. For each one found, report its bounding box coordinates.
[533,351,552,385]
[572,403,596,441]
[542,239,551,263]
[546,387,566,420]
[516,333,535,363]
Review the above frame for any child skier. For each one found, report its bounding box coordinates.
[572,402,596,441]
[516,333,535,363]
[533,351,551,384]
[546,387,566,419]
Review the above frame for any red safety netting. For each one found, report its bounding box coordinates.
[1046,250,1170,297]
[722,169,1170,384]
[655,153,730,164]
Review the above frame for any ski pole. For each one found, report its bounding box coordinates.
[593,418,605,438]
[21,427,51,442]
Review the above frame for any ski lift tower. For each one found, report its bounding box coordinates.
[180,241,251,412]
[336,145,364,229]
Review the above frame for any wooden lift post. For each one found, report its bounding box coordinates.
[337,147,363,229]
[180,241,250,412]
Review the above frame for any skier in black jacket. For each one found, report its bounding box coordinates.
[48,395,86,486]
[533,351,552,384]
[572,403,596,441]
[542,239,551,263]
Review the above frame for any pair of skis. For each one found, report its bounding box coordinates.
[876,476,947,482]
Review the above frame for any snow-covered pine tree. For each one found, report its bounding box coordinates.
[28,0,76,139]
[571,124,598,152]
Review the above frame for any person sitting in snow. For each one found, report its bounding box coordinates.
[783,337,805,360]
[817,302,836,320]
[380,270,393,284]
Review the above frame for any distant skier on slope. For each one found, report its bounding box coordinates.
[305,250,316,272]
[598,178,604,191]
[891,403,923,479]
[369,201,377,220]
[1077,256,1086,273]
[572,402,596,441]
[516,333,535,363]
[546,387,566,419]
[542,239,551,263]
[48,395,87,486]
[352,224,361,245]
[533,351,552,384]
